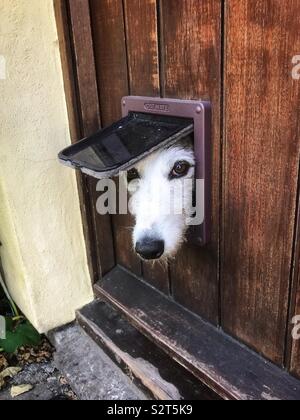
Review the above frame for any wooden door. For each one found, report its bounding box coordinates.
[55,0,300,380]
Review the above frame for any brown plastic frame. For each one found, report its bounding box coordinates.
[122,96,211,246]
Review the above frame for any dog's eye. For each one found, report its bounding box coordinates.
[127,168,140,182]
[170,161,190,179]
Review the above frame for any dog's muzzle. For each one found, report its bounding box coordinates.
[135,238,165,260]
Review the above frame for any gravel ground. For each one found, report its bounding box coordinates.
[0,323,145,400]
[0,339,78,400]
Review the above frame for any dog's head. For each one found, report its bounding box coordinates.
[126,137,195,261]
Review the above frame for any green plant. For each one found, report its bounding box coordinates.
[0,272,41,353]
[0,319,41,353]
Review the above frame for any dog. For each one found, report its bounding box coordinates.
[126,136,195,261]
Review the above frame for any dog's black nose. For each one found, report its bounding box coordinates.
[135,238,165,260]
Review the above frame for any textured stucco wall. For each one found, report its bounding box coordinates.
[0,0,93,332]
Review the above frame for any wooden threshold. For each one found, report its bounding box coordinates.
[94,265,300,400]
[77,300,219,400]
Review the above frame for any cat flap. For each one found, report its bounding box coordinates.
[58,111,194,179]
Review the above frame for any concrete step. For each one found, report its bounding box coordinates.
[49,323,146,401]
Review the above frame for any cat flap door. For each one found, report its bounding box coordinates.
[58,111,194,179]
[58,96,211,245]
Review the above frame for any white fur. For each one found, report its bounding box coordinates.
[127,141,195,259]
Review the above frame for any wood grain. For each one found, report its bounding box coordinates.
[68,0,101,133]
[123,0,169,293]
[57,0,115,279]
[124,0,160,96]
[222,0,300,364]
[90,0,141,275]
[59,0,300,377]
[290,295,300,378]
[54,0,94,279]
[289,260,300,378]
[288,188,300,378]
[89,0,128,127]
[160,0,222,322]
[54,0,81,142]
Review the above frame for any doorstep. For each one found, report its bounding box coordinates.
[91,265,300,400]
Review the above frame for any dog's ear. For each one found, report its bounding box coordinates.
[167,135,193,150]
[179,135,194,149]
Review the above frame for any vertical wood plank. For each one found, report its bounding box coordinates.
[290,273,300,377]
[63,0,115,279]
[123,0,169,293]
[54,0,81,142]
[54,0,95,280]
[222,0,300,364]
[90,0,141,275]
[124,0,160,96]
[288,195,300,378]
[68,0,101,133]
[160,0,222,322]
[89,0,128,127]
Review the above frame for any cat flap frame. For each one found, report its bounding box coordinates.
[58,96,211,245]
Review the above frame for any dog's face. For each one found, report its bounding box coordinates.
[126,138,195,261]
